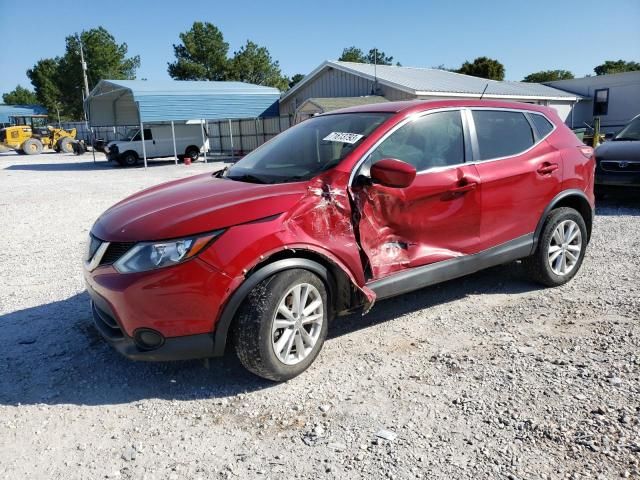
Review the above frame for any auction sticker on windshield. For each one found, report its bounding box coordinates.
[323,132,364,144]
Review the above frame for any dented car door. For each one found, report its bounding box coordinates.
[351,110,482,280]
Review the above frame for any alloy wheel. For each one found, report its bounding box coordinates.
[271,283,324,365]
[547,219,582,276]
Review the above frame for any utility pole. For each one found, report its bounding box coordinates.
[78,34,90,99]
[78,33,95,162]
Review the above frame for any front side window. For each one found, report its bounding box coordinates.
[472,110,534,160]
[368,110,465,171]
[128,129,153,141]
[226,112,391,184]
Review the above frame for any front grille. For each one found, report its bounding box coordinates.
[99,242,136,266]
[92,302,124,340]
[600,160,640,172]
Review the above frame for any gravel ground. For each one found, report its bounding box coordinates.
[1,152,639,480]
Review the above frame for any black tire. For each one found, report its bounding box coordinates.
[233,269,329,381]
[184,146,200,162]
[122,151,139,167]
[22,138,43,155]
[523,207,588,287]
[57,136,74,154]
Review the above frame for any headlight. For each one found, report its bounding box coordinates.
[113,230,224,273]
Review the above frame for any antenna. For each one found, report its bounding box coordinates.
[371,48,378,95]
[479,83,489,100]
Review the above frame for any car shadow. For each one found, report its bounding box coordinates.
[329,262,541,339]
[0,263,538,407]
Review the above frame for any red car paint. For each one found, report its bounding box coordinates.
[84,99,594,358]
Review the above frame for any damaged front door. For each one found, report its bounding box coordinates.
[351,109,482,280]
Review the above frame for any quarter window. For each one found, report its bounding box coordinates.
[472,110,534,160]
[530,114,554,138]
[369,110,465,171]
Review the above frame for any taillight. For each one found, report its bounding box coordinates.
[578,146,593,159]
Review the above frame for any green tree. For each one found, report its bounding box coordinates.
[25,28,139,119]
[228,41,289,91]
[2,85,38,104]
[339,46,396,65]
[339,46,366,63]
[366,48,394,65]
[288,73,305,88]
[457,57,505,80]
[57,28,140,118]
[168,22,229,80]
[27,58,63,115]
[594,59,640,75]
[523,70,574,83]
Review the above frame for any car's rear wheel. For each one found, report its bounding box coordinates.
[524,207,587,287]
[184,146,200,162]
[233,269,328,381]
[22,138,43,155]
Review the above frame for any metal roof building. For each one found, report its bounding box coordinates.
[294,96,388,123]
[280,61,582,123]
[0,104,47,124]
[545,71,640,132]
[86,79,281,127]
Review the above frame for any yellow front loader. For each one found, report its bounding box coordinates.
[0,115,77,155]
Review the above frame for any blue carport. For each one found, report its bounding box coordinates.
[85,79,281,168]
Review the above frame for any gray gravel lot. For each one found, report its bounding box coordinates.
[0,152,639,480]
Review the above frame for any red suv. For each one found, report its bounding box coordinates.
[84,100,595,381]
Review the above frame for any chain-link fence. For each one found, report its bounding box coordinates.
[68,115,293,156]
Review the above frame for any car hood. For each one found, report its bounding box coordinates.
[595,140,640,161]
[91,173,309,242]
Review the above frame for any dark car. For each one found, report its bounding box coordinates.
[85,100,595,381]
[595,114,640,195]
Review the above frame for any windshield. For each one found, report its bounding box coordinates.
[122,128,139,141]
[225,112,391,184]
[614,116,640,141]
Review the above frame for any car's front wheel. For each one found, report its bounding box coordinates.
[233,269,329,381]
[524,207,587,287]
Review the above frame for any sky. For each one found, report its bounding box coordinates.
[0,0,639,97]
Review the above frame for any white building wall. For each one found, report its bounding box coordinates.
[547,71,640,133]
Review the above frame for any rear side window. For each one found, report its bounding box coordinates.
[472,110,534,160]
[530,114,554,138]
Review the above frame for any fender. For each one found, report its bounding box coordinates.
[532,189,594,252]
[211,258,331,356]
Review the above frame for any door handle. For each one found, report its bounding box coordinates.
[537,162,559,175]
[449,180,478,194]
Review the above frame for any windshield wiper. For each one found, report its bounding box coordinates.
[614,137,638,141]
[226,173,270,184]
[212,166,228,178]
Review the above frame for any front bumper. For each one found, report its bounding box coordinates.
[89,285,218,361]
[84,255,234,361]
[596,162,640,187]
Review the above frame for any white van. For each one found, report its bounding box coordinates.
[105,124,209,167]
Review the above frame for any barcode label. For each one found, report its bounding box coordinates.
[322,132,364,144]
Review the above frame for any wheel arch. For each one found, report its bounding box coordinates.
[533,189,593,250]
[212,249,366,356]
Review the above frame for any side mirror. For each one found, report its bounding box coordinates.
[369,158,416,188]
